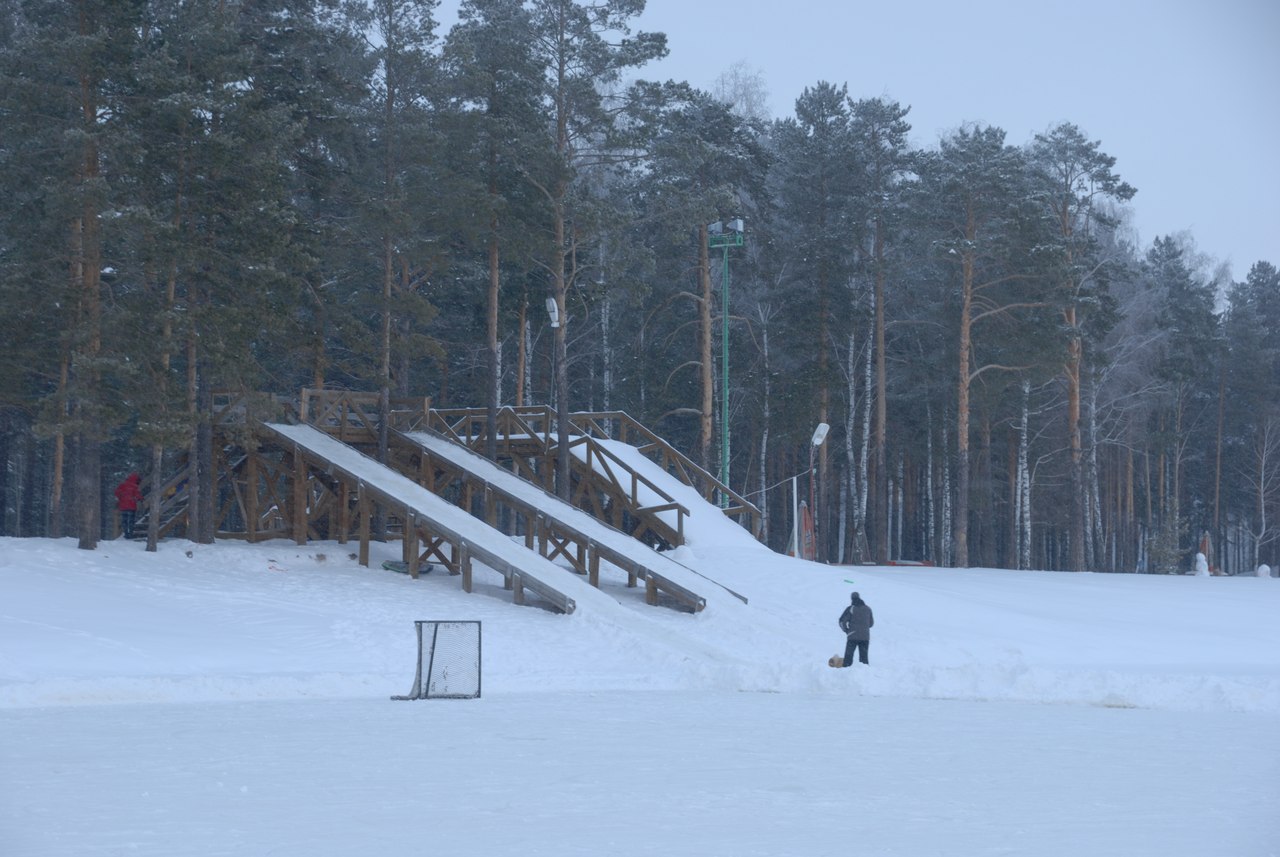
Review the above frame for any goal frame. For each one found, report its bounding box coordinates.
[391,620,482,700]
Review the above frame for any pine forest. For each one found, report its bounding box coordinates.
[2,0,1278,574]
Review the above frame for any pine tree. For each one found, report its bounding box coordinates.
[1027,123,1135,571]
[525,0,667,500]
[849,96,913,564]
[767,83,856,558]
[352,0,445,466]
[445,0,548,457]
[913,124,1048,567]
[636,88,767,474]
[1145,236,1220,567]
[0,0,152,548]
[1224,262,1280,567]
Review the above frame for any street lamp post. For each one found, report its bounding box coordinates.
[808,422,830,560]
[708,218,744,507]
[545,295,560,406]
[780,422,829,559]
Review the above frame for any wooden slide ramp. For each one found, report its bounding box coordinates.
[261,422,603,615]
[396,428,742,611]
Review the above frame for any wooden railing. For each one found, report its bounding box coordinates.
[423,405,760,539]
[567,410,761,538]
[425,405,689,546]
[299,388,431,440]
[214,392,758,544]
[391,427,707,611]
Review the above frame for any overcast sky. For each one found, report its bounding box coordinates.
[439,1,1279,280]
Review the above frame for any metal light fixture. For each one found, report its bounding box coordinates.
[809,422,830,561]
[545,296,560,329]
[789,422,830,560]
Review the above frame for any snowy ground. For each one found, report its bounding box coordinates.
[3,526,1279,856]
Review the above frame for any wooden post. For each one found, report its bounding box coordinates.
[588,548,600,588]
[459,544,471,591]
[645,575,658,606]
[292,449,308,546]
[408,537,421,578]
[512,573,525,606]
[358,490,371,567]
[404,513,419,578]
[246,454,259,543]
[337,481,350,544]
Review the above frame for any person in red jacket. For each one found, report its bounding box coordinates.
[114,473,143,539]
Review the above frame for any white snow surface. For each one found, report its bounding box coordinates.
[3,508,1280,854]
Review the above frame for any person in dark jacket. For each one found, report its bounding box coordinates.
[114,473,143,539]
[838,591,874,666]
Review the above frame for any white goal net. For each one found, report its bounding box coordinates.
[392,620,482,700]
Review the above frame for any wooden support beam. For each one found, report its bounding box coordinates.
[512,573,525,606]
[337,481,350,544]
[420,453,432,491]
[246,454,259,542]
[402,510,414,570]
[358,490,371,567]
[422,533,451,573]
[461,548,473,593]
[645,575,658,606]
[408,526,421,579]
[588,548,600,588]
[292,450,308,546]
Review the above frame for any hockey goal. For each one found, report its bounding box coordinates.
[392,620,482,700]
